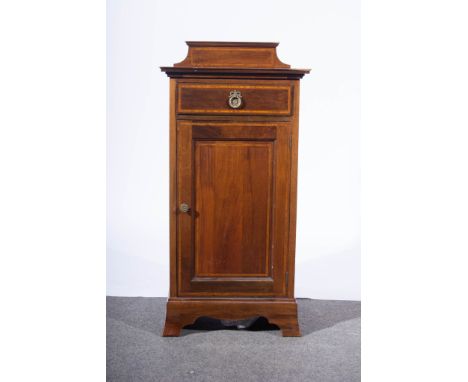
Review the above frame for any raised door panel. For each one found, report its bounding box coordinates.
[195,141,273,277]
[177,121,291,297]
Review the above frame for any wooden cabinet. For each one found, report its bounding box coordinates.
[161,42,309,336]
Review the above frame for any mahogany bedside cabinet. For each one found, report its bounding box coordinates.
[160,41,309,337]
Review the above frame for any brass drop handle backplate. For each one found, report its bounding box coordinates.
[228,90,242,109]
[179,203,190,213]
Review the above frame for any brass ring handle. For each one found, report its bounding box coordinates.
[179,203,190,213]
[228,90,242,109]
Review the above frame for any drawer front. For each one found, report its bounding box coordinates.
[177,82,292,116]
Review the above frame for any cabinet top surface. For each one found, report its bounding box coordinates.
[161,41,310,79]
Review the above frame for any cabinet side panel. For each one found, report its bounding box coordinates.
[287,80,300,298]
[169,79,177,297]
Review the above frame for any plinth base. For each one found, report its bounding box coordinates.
[162,298,301,337]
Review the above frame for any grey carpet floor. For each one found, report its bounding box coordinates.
[107,297,360,382]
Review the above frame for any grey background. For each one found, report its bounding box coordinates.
[107,297,361,382]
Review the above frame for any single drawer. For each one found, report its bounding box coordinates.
[177,82,292,116]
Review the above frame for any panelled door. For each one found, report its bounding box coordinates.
[177,121,292,297]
